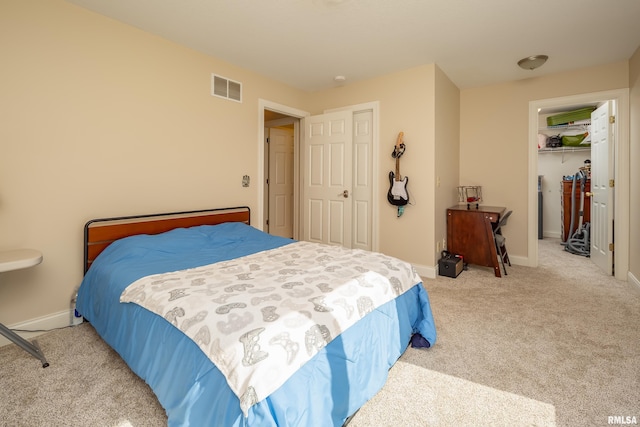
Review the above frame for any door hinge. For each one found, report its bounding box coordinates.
[266,219,269,225]
[609,179,615,188]
[609,243,614,251]
[609,116,615,124]
[266,178,269,185]
[266,137,270,143]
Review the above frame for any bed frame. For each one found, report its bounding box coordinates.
[83,206,250,274]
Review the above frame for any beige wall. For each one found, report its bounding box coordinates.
[460,62,629,259]
[308,64,460,269]
[433,66,461,258]
[0,0,308,325]
[629,47,640,284]
[2,0,637,331]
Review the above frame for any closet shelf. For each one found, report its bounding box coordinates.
[538,146,590,153]
[539,122,590,132]
[538,146,590,163]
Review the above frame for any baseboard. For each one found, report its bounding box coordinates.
[421,255,530,279]
[629,271,640,290]
[508,255,529,267]
[0,309,77,348]
[414,263,437,280]
[4,266,634,350]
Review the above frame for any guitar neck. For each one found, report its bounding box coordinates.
[394,132,404,181]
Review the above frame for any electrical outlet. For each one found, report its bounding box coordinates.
[442,238,447,251]
[436,240,441,254]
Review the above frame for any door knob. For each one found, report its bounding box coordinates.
[585,192,593,197]
[341,190,349,198]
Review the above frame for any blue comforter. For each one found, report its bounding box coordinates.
[77,222,436,426]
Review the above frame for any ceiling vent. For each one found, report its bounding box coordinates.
[211,73,242,103]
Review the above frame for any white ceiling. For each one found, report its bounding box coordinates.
[66,0,640,92]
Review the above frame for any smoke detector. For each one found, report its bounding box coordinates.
[518,55,548,70]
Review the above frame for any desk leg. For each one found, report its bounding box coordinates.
[483,215,502,278]
[0,323,49,368]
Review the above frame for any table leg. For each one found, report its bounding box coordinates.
[483,214,502,278]
[0,322,49,368]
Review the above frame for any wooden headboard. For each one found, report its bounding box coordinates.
[83,206,250,274]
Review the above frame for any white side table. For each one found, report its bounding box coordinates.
[0,249,49,367]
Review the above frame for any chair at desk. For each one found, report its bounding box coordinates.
[493,210,512,275]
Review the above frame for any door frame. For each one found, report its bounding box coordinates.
[258,99,309,238]
[258,99,380,251]
[528,89,629,280]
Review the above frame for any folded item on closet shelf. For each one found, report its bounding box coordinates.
[546,107,595,126]
[562,132,589,146]
[547,118,591,128]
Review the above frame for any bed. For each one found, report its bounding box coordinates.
[76,206,436,426]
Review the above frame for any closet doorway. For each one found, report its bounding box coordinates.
[528,89,629,280]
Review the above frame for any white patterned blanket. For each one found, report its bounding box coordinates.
[120,241,421,415]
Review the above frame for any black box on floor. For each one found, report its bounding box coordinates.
[438,252,463,278]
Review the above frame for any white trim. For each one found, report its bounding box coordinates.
[528,89,630,280]
[427,254,529,280]
[629,271,640,290]
[258,99,310,234]
[0,309,75,347]
[543,231,562,239]
[414,263,437,279]
[507,254,528,267]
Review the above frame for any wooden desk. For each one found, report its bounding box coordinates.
[0,249,49,367]
[446,206,506,277]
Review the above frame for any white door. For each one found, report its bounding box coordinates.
[351,110,373,251]
[302,111,353,247]
[268,127,294,238]
[590,102,614,274]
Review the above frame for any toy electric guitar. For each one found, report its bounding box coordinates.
[387,132,409,207]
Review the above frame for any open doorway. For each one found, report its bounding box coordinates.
[528,89,630,281]
[264,110,297,238]
[257,100,309,240]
